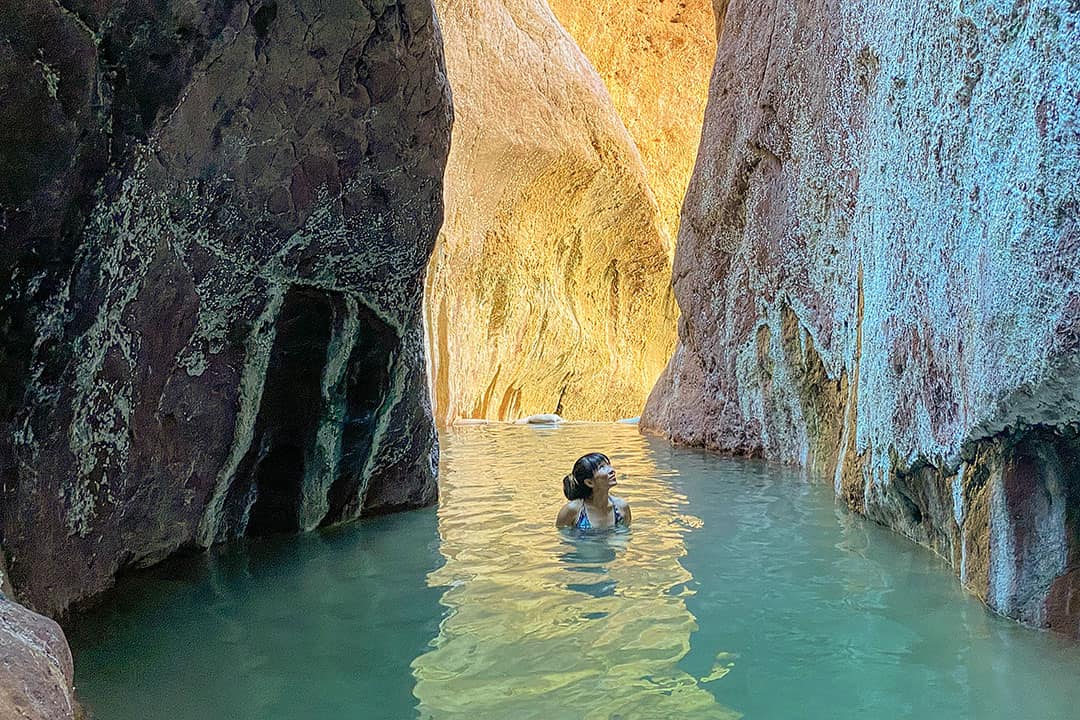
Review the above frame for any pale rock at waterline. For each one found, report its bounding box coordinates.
[516,414,565,425]
[642,0,1080,635]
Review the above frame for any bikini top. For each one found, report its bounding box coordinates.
[575,500,625,530]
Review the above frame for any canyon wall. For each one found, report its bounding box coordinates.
[642,0,1080,635]
[1,0,451,619]
[548,0,716,253]
[425,0,679,424]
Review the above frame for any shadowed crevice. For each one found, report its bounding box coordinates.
[234,288,336,537]
[321,305,397,526]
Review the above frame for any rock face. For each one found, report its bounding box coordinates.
[0,597,76,720]
[548,0,716,251]
[0,0,451,616]
[425,0,678,424]
[643,0,1080,635]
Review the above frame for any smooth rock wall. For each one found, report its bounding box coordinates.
[1,0,451,617]
[548,0,717,252]
[425,0,678,424]
[643,0,1080,635]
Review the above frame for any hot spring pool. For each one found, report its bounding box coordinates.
[67,424,1080,719]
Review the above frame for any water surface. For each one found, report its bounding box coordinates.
[68,424,1080,718]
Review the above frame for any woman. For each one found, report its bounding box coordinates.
[555,452,632,529]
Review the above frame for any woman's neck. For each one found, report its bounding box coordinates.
[586,489,610,508]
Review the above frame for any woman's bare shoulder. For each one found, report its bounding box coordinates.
[555,500,583,526]
[610,495,630,509]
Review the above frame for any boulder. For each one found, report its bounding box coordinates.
[0,597,76,720]
[515,413,564,425]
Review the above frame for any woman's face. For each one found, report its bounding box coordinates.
[586,462,617,492]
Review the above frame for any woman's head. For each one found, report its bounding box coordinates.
[562,452,615,500]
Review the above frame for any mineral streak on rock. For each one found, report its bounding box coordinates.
[426,0,679,425]
[547,0,717,253]
[0,597,76,720]
[642,0,1080,635]
[1,0,452,616]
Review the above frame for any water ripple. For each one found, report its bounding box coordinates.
[412,424,738,720]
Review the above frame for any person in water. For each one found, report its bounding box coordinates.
[555,452,632,529]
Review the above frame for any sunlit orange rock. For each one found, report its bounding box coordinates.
[426,0,680,424]
[547,0,716,251]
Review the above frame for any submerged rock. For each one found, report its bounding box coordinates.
[643,0,1080,635]
[425,0,678,425]
[0,0,451,616]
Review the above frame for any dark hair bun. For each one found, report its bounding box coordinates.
[562,474,575,500]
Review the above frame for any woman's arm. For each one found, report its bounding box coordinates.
[616,497,632,526]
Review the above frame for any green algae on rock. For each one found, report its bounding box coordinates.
[0,0,452,618]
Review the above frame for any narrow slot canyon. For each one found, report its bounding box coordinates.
[424,0,716,424]
[1,0,1079,717]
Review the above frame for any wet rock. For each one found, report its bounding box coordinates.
[0,0,451,616]
[0,597,76,720]
[515,413,564,425]
[425,0,678,425]
[642,0,1080,634]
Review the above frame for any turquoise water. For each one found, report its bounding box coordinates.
[68,424,1080,719]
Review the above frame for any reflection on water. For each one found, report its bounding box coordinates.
[412,424,737,719]
[66,424,1080,720]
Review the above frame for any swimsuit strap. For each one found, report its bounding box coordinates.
[576,501,622,529]
[576,503,591,529]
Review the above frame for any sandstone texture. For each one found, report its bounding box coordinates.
[548,0,717,250]
[426,0,678,424]
[1,0,451,617]
[642,0,1080,635]
[0,597,76,720]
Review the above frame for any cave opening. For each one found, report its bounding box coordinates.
[321,304,397,526]
[244,287,336,537]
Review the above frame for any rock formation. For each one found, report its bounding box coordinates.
[643,0,1080,636]
[547,0,716,251]
[0,596,76,720]
[1,0,451,618]
[425,0,678,424]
